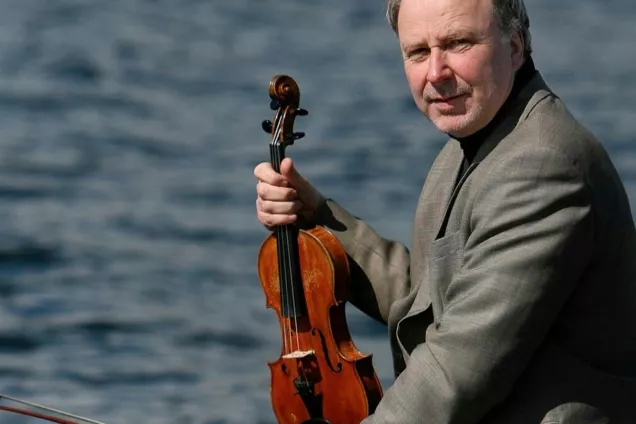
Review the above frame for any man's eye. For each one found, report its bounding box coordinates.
[409,48,430,59]
[447,39,471,50]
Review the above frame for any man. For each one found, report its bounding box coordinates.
[254,0,636,422]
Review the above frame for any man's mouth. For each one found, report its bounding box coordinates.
[431,93,466,102]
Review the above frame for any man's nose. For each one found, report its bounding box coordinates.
[427,49,452,84]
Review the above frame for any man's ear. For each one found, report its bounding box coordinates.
[510,29,525,71]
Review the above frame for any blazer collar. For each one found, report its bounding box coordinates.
[471,70,553,165]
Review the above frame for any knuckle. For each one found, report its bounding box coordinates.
[282,201,299,214]
[259,199,272,213]
[259,212,273,227]
[256,182,269,198]
[284,188,298,200]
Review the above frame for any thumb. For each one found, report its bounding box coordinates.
[280,157,326,217]
[280,158,309,191]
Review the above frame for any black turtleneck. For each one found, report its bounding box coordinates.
[452,56,537,179]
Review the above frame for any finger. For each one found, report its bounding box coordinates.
[257,209,297,228]
[256,182,297,202]
[254,162,289,187]
[258,199,303,215]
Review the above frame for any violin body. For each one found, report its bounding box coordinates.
[258,75,382,423]
[258,227,382,423]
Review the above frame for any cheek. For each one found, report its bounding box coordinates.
[446,56,483,90]
[449,48,509,98]
[404,62,428,96]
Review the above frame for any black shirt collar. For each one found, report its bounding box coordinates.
[451,56,537,164]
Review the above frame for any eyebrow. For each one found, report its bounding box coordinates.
[401,27,487,53]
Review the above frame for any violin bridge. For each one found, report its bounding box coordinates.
[282,350,315,359]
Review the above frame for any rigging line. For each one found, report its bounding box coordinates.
[0,406,78,424]
[0,394,106,424]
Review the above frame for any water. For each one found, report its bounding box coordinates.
[0,1,633,423]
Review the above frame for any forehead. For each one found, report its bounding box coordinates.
[397,0,496,44]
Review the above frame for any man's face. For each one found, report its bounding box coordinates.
[397,0,523,137]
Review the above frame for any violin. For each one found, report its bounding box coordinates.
[257,75,383,424]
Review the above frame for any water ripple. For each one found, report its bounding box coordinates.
[111,215,261,246]
[0,87,152,117]
[44,52,102,84]
[177,329,263,350]
[61,370,200,387]
[0,334,41,353]
[0,243,61,266]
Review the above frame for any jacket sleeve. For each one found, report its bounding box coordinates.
[313,199,412,324]
[363,147,594,423]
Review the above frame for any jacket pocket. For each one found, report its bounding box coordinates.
[429,231,463,319]
[431,231,461,258]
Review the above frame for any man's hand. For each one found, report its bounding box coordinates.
[254,158,326,230]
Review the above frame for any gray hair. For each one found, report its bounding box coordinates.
[385,0,533,57]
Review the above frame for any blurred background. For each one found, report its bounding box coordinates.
[0,0,633,423]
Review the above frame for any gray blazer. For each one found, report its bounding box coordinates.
[315,72,636,423]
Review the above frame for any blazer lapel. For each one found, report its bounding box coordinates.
[434,140,464,238]
[433,141,464,240]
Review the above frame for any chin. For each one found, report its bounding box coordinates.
[431,115,477,137]
[425,99,486,137]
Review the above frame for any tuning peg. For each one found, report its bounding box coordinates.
[294,108,308,116]
[292,132,305,140]
[270,100,279,111]
[261,120,273,133]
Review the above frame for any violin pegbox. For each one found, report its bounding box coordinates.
[262,75,308,146]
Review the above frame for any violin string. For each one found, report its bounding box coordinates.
[273,104,310,387]
[272,122,293,355]
[273,115,302,354]
[281,119,303,354]
[270,128,288,355]
[279,110,309,386]
[276,146,298,354]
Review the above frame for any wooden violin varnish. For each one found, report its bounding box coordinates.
[257,75,383,424]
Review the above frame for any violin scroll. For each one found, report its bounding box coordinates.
[262,75,308,145]
[269,75,301,108]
